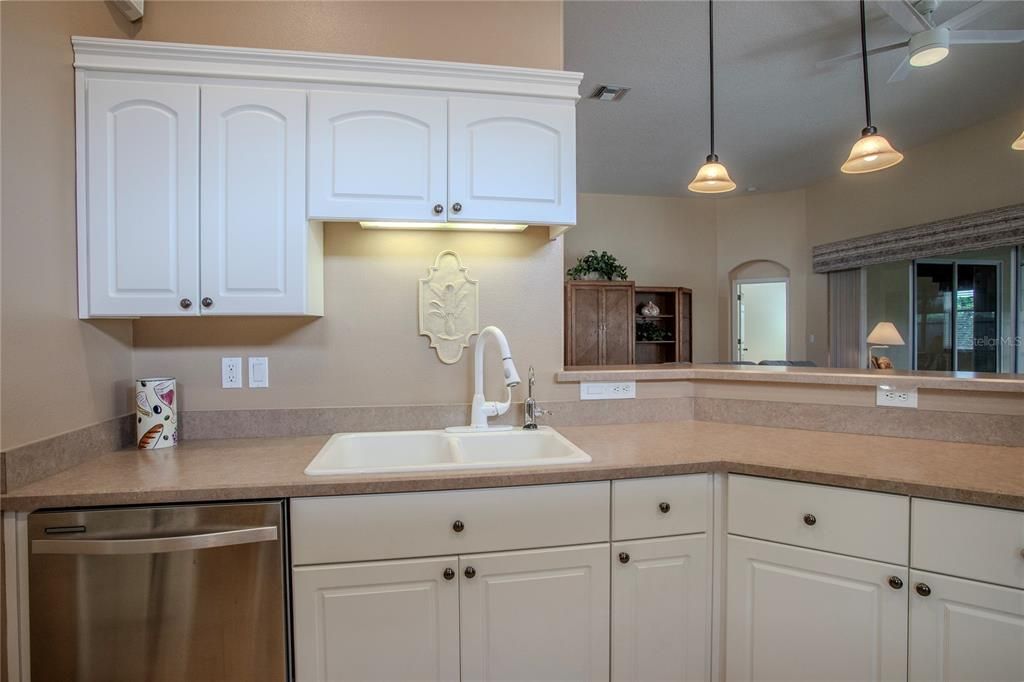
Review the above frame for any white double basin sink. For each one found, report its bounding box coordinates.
[305,426,591,476]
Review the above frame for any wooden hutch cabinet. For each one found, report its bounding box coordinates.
[564,281,635,366]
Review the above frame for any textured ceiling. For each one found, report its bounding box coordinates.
[565,0,1024,195]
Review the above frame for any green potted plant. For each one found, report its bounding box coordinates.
[566,250,629,281]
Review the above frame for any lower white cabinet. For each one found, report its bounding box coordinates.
[909,569,1024,682]
[459,544,610,681]
[292,556,460,682]
[726,535,909,682]
[611,535,709,682]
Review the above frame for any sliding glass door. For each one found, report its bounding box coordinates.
[914,260,1000,372]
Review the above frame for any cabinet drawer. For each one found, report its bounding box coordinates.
[728,475,908,564]
[291,482,610,565]
[612,474,709,540]
[912,499,1024,589]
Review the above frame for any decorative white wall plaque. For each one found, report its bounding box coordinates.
[419,250,479,364]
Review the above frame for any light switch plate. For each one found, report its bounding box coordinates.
[222,357,242,389]
[876,385,917,408]
[248,357,269,388]
[580,381,636,400]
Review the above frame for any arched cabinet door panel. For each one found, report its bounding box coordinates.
[448,97,576,226]
[81,79,200,317]
[308,90,447,222]
[200,85,313,315]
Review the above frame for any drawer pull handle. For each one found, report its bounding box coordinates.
[464,566,476,579]
[618,552,630,564]
[915,583,931,597]
[803,513,817,526]
[887,576,904,590]
[443,568,455,581]
[452,520,465,533]
[659,502,671,514]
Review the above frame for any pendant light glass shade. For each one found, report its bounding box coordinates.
[688,155,737,193]
[1012,129,1024,151]
[841,127,904,174]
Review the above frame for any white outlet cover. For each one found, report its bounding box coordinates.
[876,384,918,408]
[580,381,636,400]
[248,357,269,388]
[222,357,242,389]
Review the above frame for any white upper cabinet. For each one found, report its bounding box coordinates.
[79,78,200,317]
[448,97,576,226]
[308,91,447,222]
[200,85,319,315]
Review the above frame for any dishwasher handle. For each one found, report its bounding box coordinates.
[32,525,278,555]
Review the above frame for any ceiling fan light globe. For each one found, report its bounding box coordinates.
[909,27,950,67]
[1012,130,1024,151]
[687,160,737,193]
[841,132,904,174]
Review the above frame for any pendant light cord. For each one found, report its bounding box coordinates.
[859,0,873,131]
[708,0,716,159]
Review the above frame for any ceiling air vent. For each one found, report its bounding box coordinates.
[589,85,630,102]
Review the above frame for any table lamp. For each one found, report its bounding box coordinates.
[867,322,905,369]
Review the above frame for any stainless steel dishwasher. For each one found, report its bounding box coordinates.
[28,501,288,681]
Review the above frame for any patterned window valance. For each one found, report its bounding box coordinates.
[812,203,1024,274]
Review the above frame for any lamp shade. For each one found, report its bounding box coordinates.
[1012,129,1024,151]
[688,157,737,193]
[867,321,905,346]
[841,131,904,174]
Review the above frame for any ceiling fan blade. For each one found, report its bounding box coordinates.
[816,41,908,69]
[939,1,999,30]
[949,29,1024,44]
[887,55,912,83]
[877,0,931,33]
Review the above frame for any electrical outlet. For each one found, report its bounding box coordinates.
[222,357,242,389]
[580,381,636,400]
[876,385,917,408]
[248,357,269,388]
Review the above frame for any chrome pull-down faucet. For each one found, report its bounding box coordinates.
[523,366,551,430]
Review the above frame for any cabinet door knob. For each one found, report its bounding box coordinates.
[618,552,630,564]
[443,567,455,581]
[452,202,462,213]
[452,520,465,533]
[433,203,444,215]
[201,297,214,308]
[915,583,932,597]
[888,576,904,590]
[659,502,671,514]
[179,298,193,309]
[464,566,476,579]
[803,513,817,526]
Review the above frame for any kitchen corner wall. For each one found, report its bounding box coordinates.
[0,0,567,450]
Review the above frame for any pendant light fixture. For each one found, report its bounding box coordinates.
[688,0,736,193]
[1012,129,1024,151]
[841,0,904,174]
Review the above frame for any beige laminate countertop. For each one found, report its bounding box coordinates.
[3,422,1022,512]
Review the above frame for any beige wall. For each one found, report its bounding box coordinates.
[0,0,566,449]
[569,193,719,362]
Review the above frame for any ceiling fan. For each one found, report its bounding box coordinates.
[819,0,1024,82]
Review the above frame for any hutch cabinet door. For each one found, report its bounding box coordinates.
[308,90,447,222]
[611,535,710,682]
[909,570,1024,682]
[602,284,635,364]
[726,536,908,682]
[459,544,610,681]
[448,97,576,226]
[292,556,460,682]
[565,282,635,366]
[80,78,199,317]
[200,85,311,315]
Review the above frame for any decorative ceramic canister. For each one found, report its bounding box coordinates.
[135,378,177,449]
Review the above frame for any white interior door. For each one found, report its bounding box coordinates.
[726,536,908,682]
[612,535,709,682]
[448,97,576,225]
[459,544,610,681]
[83,78,199,317]
[292,556,460,682]
[909,569,1024,682]
[200,85,308,315]
[308,90,447,221]
[735,279,788,363]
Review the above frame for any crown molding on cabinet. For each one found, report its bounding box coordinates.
[71,37,584,101]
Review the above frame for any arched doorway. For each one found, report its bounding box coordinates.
[730,260,790,363]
